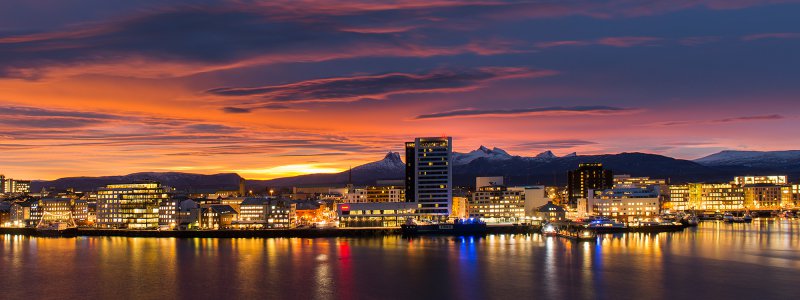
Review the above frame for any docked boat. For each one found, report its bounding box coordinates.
[680,214,699,227]
[36,221,78,237]
[585,217,627,233]
[724,213,753,223]
[401,218,487,235]
[557,227,597,241]
[36,211,78,237]
[628,221,686,232]
[541,223,558,236]
[722,212,734,222]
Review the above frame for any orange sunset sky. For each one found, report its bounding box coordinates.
[1,0,799,180]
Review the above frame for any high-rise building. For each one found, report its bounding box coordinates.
[567,163,613,208]
[405,137,452,220]
[96,182,171,229]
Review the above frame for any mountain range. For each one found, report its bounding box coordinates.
[31,148,800,192]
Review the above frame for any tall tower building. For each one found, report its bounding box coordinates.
[405,137,453,221]
[567,163,613,208]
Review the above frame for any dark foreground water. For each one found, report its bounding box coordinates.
[2,220,799,300]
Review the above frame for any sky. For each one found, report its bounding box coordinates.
[1,0,799,180]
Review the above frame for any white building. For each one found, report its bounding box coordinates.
[586,187,661,222]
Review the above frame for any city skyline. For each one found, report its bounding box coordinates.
[2,0,800,180]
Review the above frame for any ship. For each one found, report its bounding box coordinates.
[36,211,78,237]
[584,216,627,233]
[628,221,686,233]
[401,218,487,235]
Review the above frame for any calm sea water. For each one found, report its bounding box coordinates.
[2,220,799,300]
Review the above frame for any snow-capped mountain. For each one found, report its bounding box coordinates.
[694,150,800,167]
[452,146,514,165]
[534,150,558,160]
[352,152,405,174]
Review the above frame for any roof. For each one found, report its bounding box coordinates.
[537,201,565,213]
[210,205,237,214]
[240,197,269,206]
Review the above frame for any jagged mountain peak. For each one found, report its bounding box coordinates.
[383,151,402,163]
[563,152,578,158]
[535,150,557,159]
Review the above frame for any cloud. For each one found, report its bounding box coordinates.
[2,1,790,79]
[222,107,252,114]
[654,114,785,126]
[0,3,550,79]
[209,67,553,104]
[741,32,800,41]
[220,104,305,114]
[536,36,662,49]
[517,139,598,149]
[414,106,640,120]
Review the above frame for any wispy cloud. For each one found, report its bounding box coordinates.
[653,114,785,126]
[517,139,598,149]
[741,32,800,41]
[536,36,661,48]
[209,67,553,105]
[414,106,640,120]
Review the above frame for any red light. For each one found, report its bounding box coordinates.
[341,204,350,211]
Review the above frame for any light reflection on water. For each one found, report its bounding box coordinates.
[1,219,798,299]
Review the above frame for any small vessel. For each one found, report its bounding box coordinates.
[401,218,487,236]
[541,223,557,236]
[722,212,734,222]
[628,221,686,232]
[36,221,78,237]
[585,217,627,233]
[557,225,597,241]
[680,214,699,227]
[724,212,752,223]
[36,211,78,237]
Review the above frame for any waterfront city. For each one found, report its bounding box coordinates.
[3,0,800,299]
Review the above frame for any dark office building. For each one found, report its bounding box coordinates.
[567,163,613,208]
[404,141,416,203]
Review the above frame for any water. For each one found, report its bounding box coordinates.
[2,220,799,300]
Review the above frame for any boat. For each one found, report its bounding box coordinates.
[628,221,686,233]
[541,223,557,236]
[680,214,699,227]
[401,218,487,235]
[36,211,78,237]
[723,212,753,223]
[725,214,753,223]
[585,217,627,233]
[722,212,734,222]
[36,221,78,237]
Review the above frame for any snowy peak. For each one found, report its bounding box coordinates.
[453,146,514,165]
[355,152,405,172]
[535,150,557,159]
[563,152,578,158]
[383,151,402,163]
[694,150,800,167]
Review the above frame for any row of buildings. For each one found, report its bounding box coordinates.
[1,182,308,230]
[4,137,800,228]
[0,174,31,194]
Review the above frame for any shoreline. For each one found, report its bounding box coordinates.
[0,225,538,238]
